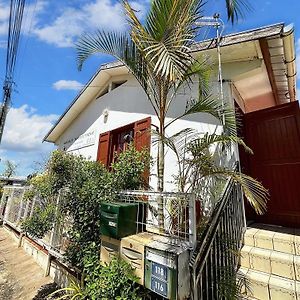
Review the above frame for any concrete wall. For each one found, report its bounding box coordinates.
[56,73,234,191]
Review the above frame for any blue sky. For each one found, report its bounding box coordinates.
[0,0,299,176]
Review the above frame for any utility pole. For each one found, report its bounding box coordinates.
[0,0,26,144]
[0,81,12,143]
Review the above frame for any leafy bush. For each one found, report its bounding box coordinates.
[21,147,150,269]
[21,204,56,238]
[84,257,142,300]
[111,144,151,190]
[50,257,144,300]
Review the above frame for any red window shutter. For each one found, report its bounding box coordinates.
[134,117,151,151]
[97,131,111,166]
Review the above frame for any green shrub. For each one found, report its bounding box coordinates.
[111,144,151,190]
[83,257,142,300]
[21,204,56,239]
[21,147,150,269]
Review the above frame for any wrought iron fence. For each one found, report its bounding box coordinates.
[190,178,246,300]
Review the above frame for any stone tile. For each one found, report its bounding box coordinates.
[294,235,300,256]
[254,230,274,250]
[246,270,270,300]
[241,245,252,269]
[269,275,296,300]
[294,255,300,281]
[273,232,295,255]
[244,228,260,247]
[238,267,249,295]
[270,251,295,280]
[250,247,272,273]
[295,280,300,300]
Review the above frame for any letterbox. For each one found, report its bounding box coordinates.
[100,235,120,265]
[100,202,140,239]
[120,232,155,285]
[144,238,190,300]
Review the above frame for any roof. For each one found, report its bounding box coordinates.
[44,23,293,143]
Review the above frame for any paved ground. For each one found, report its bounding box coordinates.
[0,227,56,300]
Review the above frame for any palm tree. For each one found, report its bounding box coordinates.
[76,0,251,227]
[159,129,268,215]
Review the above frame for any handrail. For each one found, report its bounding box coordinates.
[190,177,234,270]
[190,163,245,299]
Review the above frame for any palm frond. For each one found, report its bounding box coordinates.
[166,95,237,135]
[205,168,268,215]
[123,0,204,81]
[76,30,160,115]
[188,133,253,155]
[152,128,198,158]
[225,0,252,23]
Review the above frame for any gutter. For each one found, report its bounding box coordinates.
[282,24,297,102]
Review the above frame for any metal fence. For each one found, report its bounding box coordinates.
[190,178,246,299]
[1,186,198,249]
[0,186,70,255]
[117,191,196,246]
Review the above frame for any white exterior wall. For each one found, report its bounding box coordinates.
[56,73,234,192]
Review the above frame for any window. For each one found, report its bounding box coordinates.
[97,117,151,167]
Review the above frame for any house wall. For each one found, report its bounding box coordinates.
[56,73,234,191]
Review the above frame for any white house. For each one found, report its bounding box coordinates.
[44,23,297,196]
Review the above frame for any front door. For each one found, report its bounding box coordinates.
[241,102,300,228]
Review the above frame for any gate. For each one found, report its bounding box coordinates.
[242,102,300,227]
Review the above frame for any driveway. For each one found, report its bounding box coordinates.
[0,227,56,299]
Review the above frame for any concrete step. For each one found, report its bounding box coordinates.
[244,224,300,255]
[240,245,300,281]
[239,267,300,300]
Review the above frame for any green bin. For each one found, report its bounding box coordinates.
[100,202,139,239]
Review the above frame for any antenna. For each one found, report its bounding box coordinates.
[195,14,225,124]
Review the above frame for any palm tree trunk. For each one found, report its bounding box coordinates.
[157,93,165,231]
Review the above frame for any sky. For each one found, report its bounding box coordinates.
[0,0,299,176]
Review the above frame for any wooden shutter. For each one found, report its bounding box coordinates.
[134,117,151,185]
[97,131,111,166]
[134,117,151,151]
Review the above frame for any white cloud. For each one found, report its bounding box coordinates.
[1,105,58,152]
[53,80,83,91]
[32,0,147,47]
[0,0,46,37]
[0,1,10,35]
[0,0,147,48]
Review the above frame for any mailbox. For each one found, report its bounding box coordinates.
[120,232,155,285]
[144,238,190,300]
[100,235,120,265]
[100,202,140,239]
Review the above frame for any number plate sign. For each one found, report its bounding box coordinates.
[151,276,168,298]
[108,221,117,228]
[152,262,168,281]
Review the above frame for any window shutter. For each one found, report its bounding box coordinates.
[97,131,111,166]
[134,117,151,151]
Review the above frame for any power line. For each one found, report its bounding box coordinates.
[0,0,26,144]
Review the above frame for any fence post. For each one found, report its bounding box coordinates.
[3,188,14,222]
[49,190,62,251]
[189,193,197,248]
[16,188,26,225]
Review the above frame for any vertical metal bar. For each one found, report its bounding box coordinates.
[189,193,197,248]
[210,248,215,300]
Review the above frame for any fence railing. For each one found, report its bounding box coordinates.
[0,186,69,255]
[117,190,197,246]
[190,177,246,299]
[1,186,198,250]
